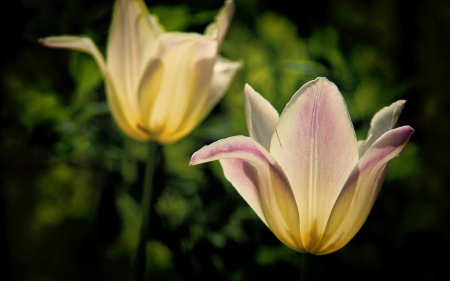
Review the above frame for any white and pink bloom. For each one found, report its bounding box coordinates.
[190,77,413,255]
[40,0,241,143]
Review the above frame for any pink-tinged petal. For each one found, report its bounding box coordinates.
[218,158,267,225]
[204,0,234,50]
[244,84,279,151]
[39,36,106,75]
[316,126,414,255]
[190,136,305,251]
[107,0,163,120]
[140,33,218,143]
[270,77,359,251]
[358,100,406,157]
[163,56,241,143]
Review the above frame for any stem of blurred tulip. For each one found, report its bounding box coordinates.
[300,253,313,281]
[134,141,159,281]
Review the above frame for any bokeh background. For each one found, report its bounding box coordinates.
[2,0,449,280]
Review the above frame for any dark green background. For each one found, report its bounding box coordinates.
[2,0,449,280]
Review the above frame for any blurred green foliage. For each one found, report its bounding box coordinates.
[2,0,449,280]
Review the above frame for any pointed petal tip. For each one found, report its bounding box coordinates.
[358,100,411,157]
[380,125,414,154]
[38,37,53,47]
[38,36,66,47]
[395,126,414,157]
[244,83,256,96]
[398,125,414,137]
[395,126,414,153]
[400,125,415,141]
[243,84,253,105]
[314,76,331,85]
[204,0,235,44]
[189,152,201,166]
[292,77,336,98]
[391,99,406,109]
[224,0,234,9]
[189,146,210,166]
[244,84,265,101]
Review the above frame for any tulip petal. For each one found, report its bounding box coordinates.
[162,56,241,143]
[358,100,406,157]
[316,126,414,255]
[104,74,151,141]
[39,36,149,140]
[39,36,107,75]
[190,136,305,251]
[244,84,279,151]
[270,77,359,251]
[107,0,164,122]
[140,33,218,143]
[200,57,241,114]
[204,0,234,49]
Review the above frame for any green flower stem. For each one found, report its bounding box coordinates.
[134,141,159,281]
[300,253,314,281]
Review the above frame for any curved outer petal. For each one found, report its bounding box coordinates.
[358,100,406,157]
[107,0,164,125]
[39,36,150,140]
[270,77,359,252]
[190,136,305,251]
[139,33,219,143]
[204,0,234,50]
[244,84,279,151]
[39,36,107,75]
[315,126,414,255]
[164,57,242,143]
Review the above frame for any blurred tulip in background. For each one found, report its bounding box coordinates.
[40,0,241,143]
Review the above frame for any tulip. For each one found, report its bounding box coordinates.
[40,0,241,143]
[190,77,414,255]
